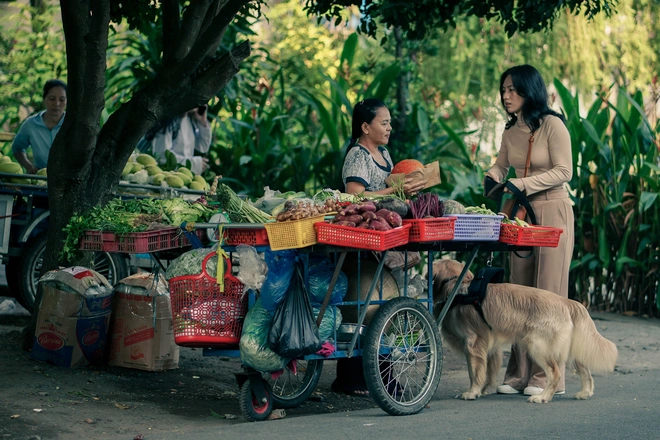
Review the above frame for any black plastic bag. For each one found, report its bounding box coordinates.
[268,263,322,358]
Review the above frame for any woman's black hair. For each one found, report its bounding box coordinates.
[345,98,387,158]
[43,79,67,98]
[499,64,564,132]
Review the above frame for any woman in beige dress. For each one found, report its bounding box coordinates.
[486,64,575,396]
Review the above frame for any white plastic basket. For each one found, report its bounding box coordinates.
[452,214,503,241]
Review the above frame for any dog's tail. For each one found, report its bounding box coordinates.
[568,301,618,373]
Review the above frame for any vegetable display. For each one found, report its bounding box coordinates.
[61,196,215,262]
[409,192,444,219]
[215,183,272,223]
[329,201,402,230]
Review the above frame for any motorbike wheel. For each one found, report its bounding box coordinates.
[6,233,130,314]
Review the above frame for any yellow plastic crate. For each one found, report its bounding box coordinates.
[264,214,327,250]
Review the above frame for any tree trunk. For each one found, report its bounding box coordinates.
[24,0,252,348]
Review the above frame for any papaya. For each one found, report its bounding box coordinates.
[131,163,144,173]
[0,162,23,174]
[165,175,184,188]
[177,167,193,179]
[121,163,133,177]
[173,172,192,186]
[189,181,207,191]
[136,153,158,166]
[152,174,166,185]
[145,165,163,176]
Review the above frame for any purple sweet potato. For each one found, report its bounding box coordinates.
[332,214,347,223]
[334,221,357,227]
[357,201,377,213]
[343,204,359,216]
[356,222,370,229]
[361,211,378,222]
[370,218,392,231]
[346,214,365,224]
[375,209,391,220]
[383,211,403,227]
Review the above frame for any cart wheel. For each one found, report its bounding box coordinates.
[6,232,130,314]
[265,359,323,409]
[239,380,273,422]
[363,297,443,416]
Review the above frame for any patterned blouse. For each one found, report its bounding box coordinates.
[342,145,393,192]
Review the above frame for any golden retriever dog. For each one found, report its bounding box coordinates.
[432,259,618,404]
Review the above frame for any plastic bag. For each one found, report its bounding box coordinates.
[307,255,348,307]
[260,249,297,313]
[268,263,322,358]
[234,244,267,291]
[313,306,342,342]
[239,298,289,372]
[165,248,217,280]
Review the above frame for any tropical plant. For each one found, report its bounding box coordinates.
[555,80,659,316]
[0,1,66,131]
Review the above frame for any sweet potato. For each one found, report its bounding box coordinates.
[356,222,370,229]
[361,211,378,223]
[383,211,403,227]
[334,221,357,227]
[357,201,377,213]
[375,209,391,220]
[343,204,359,216]
[346,214,365,224]
[370,218,392,231]
[332,214,347,223]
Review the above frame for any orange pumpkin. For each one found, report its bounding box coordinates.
[392,159,424,175]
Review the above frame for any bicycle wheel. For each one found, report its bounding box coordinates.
[363,297,443,416]
[265,359,323,409]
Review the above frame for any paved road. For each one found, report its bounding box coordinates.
[153,313,660,440]
[2,265,658,439]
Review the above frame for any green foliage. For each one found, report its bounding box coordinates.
[558,81,660,315]
[0,2,66,130]
[305,0,617,39]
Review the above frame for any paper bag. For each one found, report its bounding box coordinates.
[385,161,441,190]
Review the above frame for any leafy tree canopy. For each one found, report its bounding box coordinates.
[305,0,619,39]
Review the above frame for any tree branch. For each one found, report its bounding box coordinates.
[175,0,250,80]
[169,0,214,63]
[161,0,181,62]
[191,40,251,98]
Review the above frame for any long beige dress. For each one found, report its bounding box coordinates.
[486,115,574,391]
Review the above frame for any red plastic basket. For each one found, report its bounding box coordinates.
[168,252,247,348]
[223,227,269,246]
[314,222,411,251]
[499,223,563,247]
[403,217,456,242]
[79,227,204,253]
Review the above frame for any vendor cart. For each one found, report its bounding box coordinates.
[166,214,560,422]
[0,172,206,312]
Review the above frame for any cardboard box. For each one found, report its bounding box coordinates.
[32,267,114,368]
[108,273,179,371]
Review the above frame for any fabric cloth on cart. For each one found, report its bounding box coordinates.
[239,298,289,372]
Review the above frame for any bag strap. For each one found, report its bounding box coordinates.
[504,181,537,225]
[523,133,534,177]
